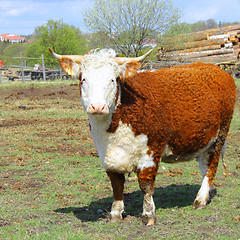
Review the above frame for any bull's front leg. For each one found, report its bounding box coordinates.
[107,171,125,222]
[137,166,158,226]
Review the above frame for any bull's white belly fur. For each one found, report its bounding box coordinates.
[89,119,155,173]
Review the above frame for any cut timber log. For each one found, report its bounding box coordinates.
[233,45,240,50]
[175,53,236,64]
[207,29,225,36]
[209,34,229,40]
[164,45,222,55]
[164,38,225,52]
[158,24,240,64]
[225,42,233,48]
[229,31,240,36]
[206,24,240,35]
[229,36,239,43]
[163,32,209,44]
[187,32,209,41]
[223,24,240,31]
[192,53,237,63]
[165,48,234,60]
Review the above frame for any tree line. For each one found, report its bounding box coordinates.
[0,0,239,69]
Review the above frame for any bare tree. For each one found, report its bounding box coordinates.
[206,19,217,29]
[84,0,180,56]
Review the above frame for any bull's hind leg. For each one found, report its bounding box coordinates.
[193,122,230,209]
[194,151,213,209]
[107,171,125,222]
[137,166,158,225]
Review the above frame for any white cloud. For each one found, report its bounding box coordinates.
[191,8,219,22]
[0,0,239,35]
[0,1,36,17]
[176,0,240,23]
[0,0,94,34]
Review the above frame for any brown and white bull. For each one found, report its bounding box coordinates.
[49,48,236,225]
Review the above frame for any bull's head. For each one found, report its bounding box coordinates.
[49,48,152,116]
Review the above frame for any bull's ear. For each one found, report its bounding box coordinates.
[59,57,81,80]
[49,48,81,79]
[119,62,139,80]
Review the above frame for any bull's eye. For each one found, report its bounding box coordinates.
[111,79,115,84]
[82,78,86,83]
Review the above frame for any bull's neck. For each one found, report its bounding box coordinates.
[88,113,112,131]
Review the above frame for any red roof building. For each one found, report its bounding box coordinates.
[1,34,25,43]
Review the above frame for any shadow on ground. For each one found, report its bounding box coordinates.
[54,184,217,222]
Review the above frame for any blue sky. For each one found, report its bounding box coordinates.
[0,0,239,35]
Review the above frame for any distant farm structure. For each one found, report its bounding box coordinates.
[0,55,69,82]
[0,34,26,44]
[1,25,240,82]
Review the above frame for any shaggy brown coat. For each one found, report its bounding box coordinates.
[108,62,236,185]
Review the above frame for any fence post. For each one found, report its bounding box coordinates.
[60,67,62,79]
[42,54,46,81]
[20,52,24,82]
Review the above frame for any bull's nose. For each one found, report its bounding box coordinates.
[89,103,107,114]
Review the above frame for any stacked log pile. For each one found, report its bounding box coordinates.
[158,24,240,64]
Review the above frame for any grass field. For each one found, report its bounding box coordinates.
[0,78,239,239]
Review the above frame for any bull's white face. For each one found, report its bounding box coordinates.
[49,48,139,116]
[80,63,123,116]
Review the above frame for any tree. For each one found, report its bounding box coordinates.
[206,19,217,29]
[85,31,112,50]
[84,0,180,56]
[163,22,192,37]
[191,19,218,33]
[191,21,207,32]
[2,42,30,66]
[26,19,88,67]
[158,22,192,52]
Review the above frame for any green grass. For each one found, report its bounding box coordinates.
[0,79,239,239]
[0,78,77,89]
[234,77,240,88]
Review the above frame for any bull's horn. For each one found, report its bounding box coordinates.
[49,48,84,63]
[114,48,153,64]
[49,48,61,60]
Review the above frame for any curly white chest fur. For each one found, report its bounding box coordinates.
[89,119,155,173]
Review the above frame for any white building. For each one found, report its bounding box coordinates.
[1,34,25,43]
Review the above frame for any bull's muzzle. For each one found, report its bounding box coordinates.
[89,103,107,115]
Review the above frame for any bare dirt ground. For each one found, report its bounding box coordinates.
[1,82,239,165]
[0,81,239,239]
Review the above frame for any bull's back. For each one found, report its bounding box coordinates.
[118,62,236,156]
[151,63,236,122]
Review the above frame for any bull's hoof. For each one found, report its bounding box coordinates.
[108,214,123,223]
[142,214,156,226]
[193,200,207,209]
